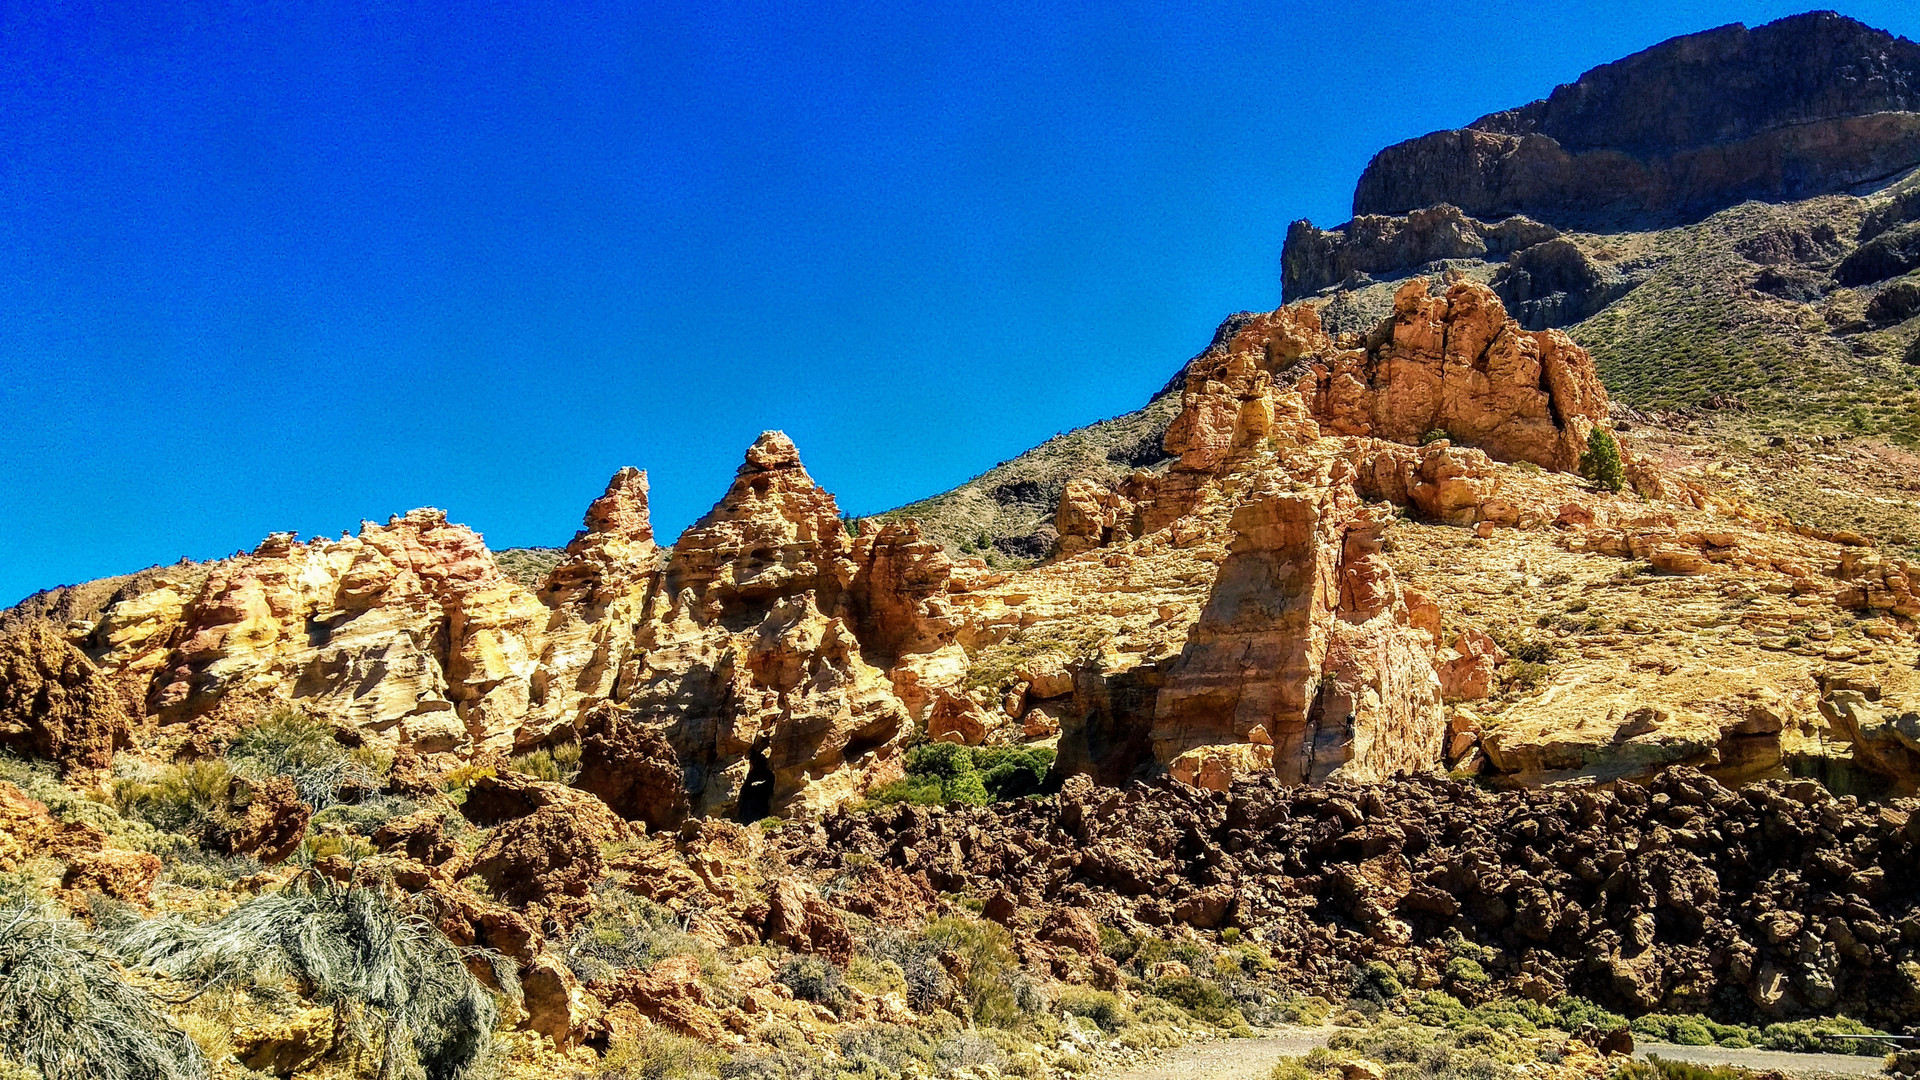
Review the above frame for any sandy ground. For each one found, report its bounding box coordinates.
[1094,1030,1892,1080]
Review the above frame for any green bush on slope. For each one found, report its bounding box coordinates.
[862,742,1056,809]
[1581,426,1627,494]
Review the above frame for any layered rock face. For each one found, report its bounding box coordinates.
[1153,487,1443,788]
[621,432,924,820]
[1356,13,1920,224]
[1282,12,1920,333]
[1282,206,1558,303]
[1040,277,1625,789]
[88,509,546,755]
[13,434,959,819]
[1167,277,1612,475]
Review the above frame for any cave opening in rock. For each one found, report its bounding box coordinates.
[737,745,776,822]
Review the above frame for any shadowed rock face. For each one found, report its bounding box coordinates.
[1282,207,1559,303]
[1355,13,1920,225]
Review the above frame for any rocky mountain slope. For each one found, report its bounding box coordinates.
[5,12,1920,1080]
[1354,12,1920,227]
[1279,13,1920,569]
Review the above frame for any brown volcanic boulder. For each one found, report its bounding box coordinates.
[764,877,854,962]
[59,846,163,907]
[372,807,458,866]
[0,621,129,774]
[206,774,312,864]
[573,705,690,829]
[460,798,629,915]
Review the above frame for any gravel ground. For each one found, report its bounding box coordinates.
[1094,1030,1893,1080]
[1636,1040,1889,1078]
[1096,1028,1332,1080]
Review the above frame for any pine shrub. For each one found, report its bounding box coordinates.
[1580,426,1627,493]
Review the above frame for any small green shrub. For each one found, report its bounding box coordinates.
[564,888,714,982]
[835,1024,935,1075]
[1151,975,1233,1024]
[594,1025,726,1079]
[226,706,386,809]
[922,916,1042,1029]
[505,743,582,785]
[1276,995,1333,1025]
[864,743,1054,809]
[1443,957,1490,986]
[111,759,234,838]
[861,933,955,1013]
[1350,960,1405,1004]
[1100,925,1140,962]
[1058,988,1129,1033]
[1755,1016,1891,1054]
[1615,1057,1754,1080]
[973,746,1055,801]
[1505,661,1551,690]
[776,955,851,1017]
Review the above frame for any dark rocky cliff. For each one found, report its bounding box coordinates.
[1354,12,1920,225]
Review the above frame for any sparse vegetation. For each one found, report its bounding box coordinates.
[565,887,717,982]
[873,394,1180,564]
[588,1026,726,1080]
[506,742,583,785]
[227,706,387,810]
[775,954,851,1016]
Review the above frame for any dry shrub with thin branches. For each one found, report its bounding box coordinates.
[0,900,207,1080]
[108,877,495,1080]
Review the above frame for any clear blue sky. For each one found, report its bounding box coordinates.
[4,1,1917,605]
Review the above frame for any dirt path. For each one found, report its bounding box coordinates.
[1096,1028,1331,1080]
[1636,1040,1886,1077]
[1094,1030,1890,1080]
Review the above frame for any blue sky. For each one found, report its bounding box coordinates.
[4,1,1918,605]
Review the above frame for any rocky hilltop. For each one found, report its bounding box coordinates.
[1356,12,1920,228]
[1277,13,1920,581]
[5,14,1920,1080]
[1288,13,1920,302]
